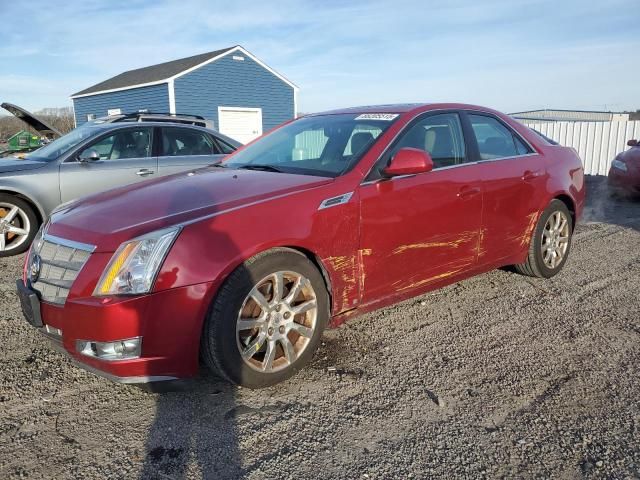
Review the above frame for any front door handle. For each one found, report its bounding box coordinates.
[522,170,543,181]
[136,169,155,177]
[457,186,481,199]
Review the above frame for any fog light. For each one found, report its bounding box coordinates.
[44,325,62,337]
[76,337,142,361]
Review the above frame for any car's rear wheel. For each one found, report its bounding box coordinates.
[514,199,573,278]
[201,248,329,388]
[0,194,39,257]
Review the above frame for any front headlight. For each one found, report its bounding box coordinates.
[94,226,180,296]
[612,159,628,172]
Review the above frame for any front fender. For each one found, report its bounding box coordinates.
[155,185,361,316]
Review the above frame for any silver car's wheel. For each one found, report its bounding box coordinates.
[0,202,32,253]
[541,211,570,269]
[236,271,318,373]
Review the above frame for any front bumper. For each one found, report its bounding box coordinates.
[17,279,214,383]
[608,168,640,194]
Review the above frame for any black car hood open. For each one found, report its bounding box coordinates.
[0,157,48,174]
[1,102,61,138]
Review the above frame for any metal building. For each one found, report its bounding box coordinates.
[71,46,298,144]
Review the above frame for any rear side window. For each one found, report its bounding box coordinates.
[392,113,466,169]
[468,114,532,160]
[161,127,220,156]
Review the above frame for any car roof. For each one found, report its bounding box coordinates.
[82,121,241,146]
[309,103,504,117]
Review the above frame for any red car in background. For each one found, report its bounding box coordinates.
[17,103,585,388]
[608,139,640,196]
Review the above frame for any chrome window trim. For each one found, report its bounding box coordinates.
[43,234,96,252]
[360,161,481,186]
[476,152,540,164]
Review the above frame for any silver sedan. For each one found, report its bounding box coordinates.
[0,121,240,256]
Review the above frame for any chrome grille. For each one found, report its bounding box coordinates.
[29,233,94,305]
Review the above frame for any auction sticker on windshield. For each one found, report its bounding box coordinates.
[355,113,399,121]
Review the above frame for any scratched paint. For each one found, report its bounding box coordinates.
[392,231,477,255]
[324,255,357,313]
[392,267,466,294]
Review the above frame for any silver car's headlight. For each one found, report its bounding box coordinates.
[612,159,628,172]
[93,226,181,296]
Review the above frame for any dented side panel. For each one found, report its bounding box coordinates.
[358,165,483,304]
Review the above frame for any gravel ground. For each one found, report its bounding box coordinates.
[1,177,639,479]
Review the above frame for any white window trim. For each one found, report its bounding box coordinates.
[168,79,176,114]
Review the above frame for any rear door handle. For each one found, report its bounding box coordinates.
[136,169,155,177]
[522,170,543,181]
[457,186,481,198]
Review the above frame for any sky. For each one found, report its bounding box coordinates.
[0,0,638,115]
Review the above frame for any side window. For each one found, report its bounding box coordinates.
[214,137,236,154]
[468,114,531,160]
[161,128,219,157]
[393,113,466,169]
[81,128,152,160]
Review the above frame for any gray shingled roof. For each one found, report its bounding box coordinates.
[72,46,236,97]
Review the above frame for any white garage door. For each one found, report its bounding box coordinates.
[218,107,263,144]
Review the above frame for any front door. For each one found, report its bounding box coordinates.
[157,126,225,176]
[59,127,157,202]
[359,112,483,304]
[218,107,262,144]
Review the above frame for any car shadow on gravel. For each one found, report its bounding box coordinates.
[582,175,640,231]
[139,374,242,478]
[135,173,244,478]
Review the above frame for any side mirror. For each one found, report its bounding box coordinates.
[383,147,434,177]
[628,139,638,147]
[79,150,100,163]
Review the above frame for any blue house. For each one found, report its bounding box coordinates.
[70,46,298,144]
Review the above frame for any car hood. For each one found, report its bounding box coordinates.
[619,146,640,164]
[49,166,333,251]
[0,157,48,173]
[1,102,61,137]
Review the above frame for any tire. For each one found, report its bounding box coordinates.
[514,199,573,278]
[0,194,39,257]
[201,248,330,388]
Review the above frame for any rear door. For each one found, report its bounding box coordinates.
[157,126,226,176]
[59,126,157,202]
[359,112,484,304]
[464,112,546,263]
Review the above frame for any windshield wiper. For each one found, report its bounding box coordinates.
[236,164,285,173]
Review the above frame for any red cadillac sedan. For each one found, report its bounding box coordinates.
[608,139,640,196]
[17,104,585,388]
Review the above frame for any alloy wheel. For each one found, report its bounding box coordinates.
[541,210,570,269]
[0,202,31,252]
[236,271,318,373]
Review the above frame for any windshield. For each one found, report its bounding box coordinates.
[223,113,400,177]
[26,125,98,161]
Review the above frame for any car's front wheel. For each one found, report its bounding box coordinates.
[514,199,573,278]
[201,248,329,388]
[0,194,39,257]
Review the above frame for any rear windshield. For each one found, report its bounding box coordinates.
[26,125,99,161]
[223,113,400,177]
